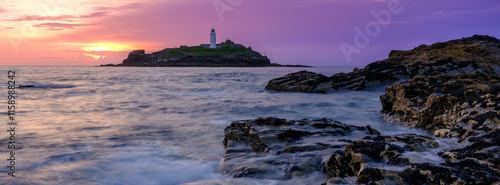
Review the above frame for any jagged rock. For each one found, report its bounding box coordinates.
[399,163,457,185]
[266,35,500,92]
[324,149,364,177]
[356,168,384,183]
[380,72,500,132]
[244,35,500,184]
[264,70,331,93]
[221,117,381,179]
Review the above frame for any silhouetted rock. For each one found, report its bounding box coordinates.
[122,50,146,64]
[104,42,282,67]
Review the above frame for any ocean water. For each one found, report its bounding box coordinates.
[0,66,436,185]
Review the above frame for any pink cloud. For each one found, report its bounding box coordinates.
[4,11,108,22]
[34,23,92,29]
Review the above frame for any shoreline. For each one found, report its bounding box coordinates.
[228,35,500,184]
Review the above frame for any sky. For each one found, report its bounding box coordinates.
[0,0,499,66]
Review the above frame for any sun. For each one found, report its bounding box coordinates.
[84,54,105,60]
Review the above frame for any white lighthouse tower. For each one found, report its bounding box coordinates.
[210,27,216,49]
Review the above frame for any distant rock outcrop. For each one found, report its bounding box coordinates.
[122,50,146,64]
[101,40,309,67]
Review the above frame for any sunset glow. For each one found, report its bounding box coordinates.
[82,43,131,52]
[0,0,499,66]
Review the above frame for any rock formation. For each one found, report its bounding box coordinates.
[266,35,500,93]
[222,117,500,184]
[260,35,500,184]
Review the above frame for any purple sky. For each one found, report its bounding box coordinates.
[1,0,499,66]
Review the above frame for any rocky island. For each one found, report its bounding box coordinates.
[102,39,276,67]
[101,37,309,67]
[102,27,310,67]
[222,35,500,184]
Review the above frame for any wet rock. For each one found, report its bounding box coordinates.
[221,117,382,180]
[347,140,388,160]
[400,163,457,185]
[356,167,384,184]
[264,70,331,93]
[366,125,381,135]
[262,35,500,184]
[324,177,352,184]
[386,155,411,166]
[381,72,500,133]
[277,145,329,154]
[324,150,364,177]
[230,167,267,178]
[277,129,312,141]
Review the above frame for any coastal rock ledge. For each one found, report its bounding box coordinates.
[266,35,500,93]
[221,117,500,184]
[259,35,500,184]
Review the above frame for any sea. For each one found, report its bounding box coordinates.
[0,66,455,185]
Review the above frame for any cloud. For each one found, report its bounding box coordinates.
[34,23,92,29]
[0,7,7,14]
[92,2,142,11]
[3,2,141,22]
[1,26,15,30]
[5,11,108,22]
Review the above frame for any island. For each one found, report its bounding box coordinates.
[101,28,309,67]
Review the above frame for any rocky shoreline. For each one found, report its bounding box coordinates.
[224,35,500,184]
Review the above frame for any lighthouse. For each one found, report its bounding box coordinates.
[210,27,216,49]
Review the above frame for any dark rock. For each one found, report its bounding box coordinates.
[380,72,500,132]
[400,163,457,185]
[366,125,381,135]
[347,140,387,160]
[357,168,384,183]
[277,129,312,140]
[230,167,267,178]
[221,117,384,180]
[324,149,364,177]
[122,50,146,64]
[387,155,411,166]
[264,70,330,93]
